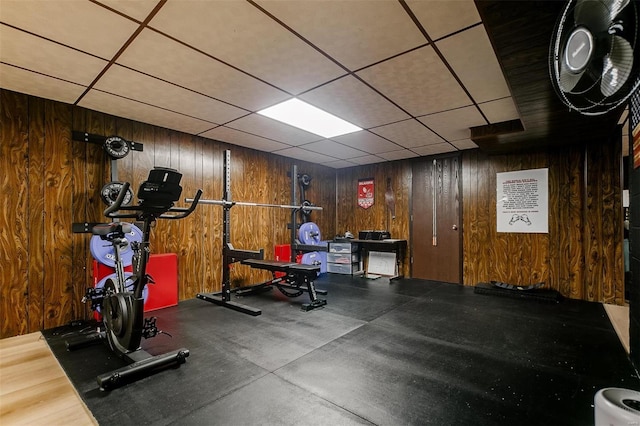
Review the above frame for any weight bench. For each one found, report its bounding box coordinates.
[240,259,327,311]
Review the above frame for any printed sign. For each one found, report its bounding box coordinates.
[497,168,548,233]
[358,178,374,209]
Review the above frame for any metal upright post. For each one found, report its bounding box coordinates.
[221,149,232,303]
[290,164,298,262]
[196,149,263,316]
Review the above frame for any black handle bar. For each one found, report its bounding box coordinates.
[159,189,202,219]
[104,182,132,217]
[103,182,202,220]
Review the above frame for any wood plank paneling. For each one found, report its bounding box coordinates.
[70,105,88,322]
[1,89,625,338]
[567,147,585,299]
[335,162,412,277]
[1,90,30,337]
[43,100,73,329]
[28,96,46,333]
[461,143,624,302]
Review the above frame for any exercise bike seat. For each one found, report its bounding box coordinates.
[92,222,131,237]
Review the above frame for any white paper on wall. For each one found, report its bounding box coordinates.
[496,168,549,233]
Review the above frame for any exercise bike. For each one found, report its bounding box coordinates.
[67,167,202,390]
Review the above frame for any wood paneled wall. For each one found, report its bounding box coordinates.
[462,143,625,304]
[1,90,336,338]
[1,88,626,338]
[335,162,412,277]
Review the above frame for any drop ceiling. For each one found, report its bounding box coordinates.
[0,0,622,168]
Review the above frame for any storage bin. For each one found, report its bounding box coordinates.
[327,252,359,264]
[327,262,359,274]
[329,242,357,253]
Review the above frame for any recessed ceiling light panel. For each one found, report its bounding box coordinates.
[258,98,362,138]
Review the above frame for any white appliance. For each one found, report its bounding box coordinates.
[594,388,640,426]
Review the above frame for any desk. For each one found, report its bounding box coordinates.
[351,239,407,280]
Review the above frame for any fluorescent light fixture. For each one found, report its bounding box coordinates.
[257,98,362,138]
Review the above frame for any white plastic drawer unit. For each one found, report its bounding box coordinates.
[327,252,359,264]
[327,262,359,274]
[329,242,357,253]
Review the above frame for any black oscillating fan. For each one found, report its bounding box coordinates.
[550,0,640,115]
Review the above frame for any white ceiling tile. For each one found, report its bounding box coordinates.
[437,25,511,103]
[377,150,420,161]
[0,1,139,58]
[299,75,410,128]
[357,45,472,116]
[255,0,426,70]
[331,131,402,154]
[200,126,290,152]
[148,0,346,94]
[406,0,481,41]
[450,139,479,150]
[116,29,289,111]
[478,97,520,123]
[371,119,443,148]
[418,106,486,141]
[79,90,214,134]
[0,25,108,86]
[323,159,357,168]
[0,63,86,104]
[348,155,387,165]
[94,65,245,124]
[95,0,159,21]
[413,143,457,156]
[274,147,337,164]
[226,114,323,145]
[0,1,534,168]
[301,140,366,159]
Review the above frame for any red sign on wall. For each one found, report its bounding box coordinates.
[358,178,374,209]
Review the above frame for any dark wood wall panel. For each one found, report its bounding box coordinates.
[0,90,337,338]
[43,101,74,329]
[70,105,88,323]
[462,143,624,304]
[335,162,412,277]
[1,90,29,337]
[1,89,625,338]
[27,97,46,333]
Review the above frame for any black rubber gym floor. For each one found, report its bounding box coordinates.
[43,275,640,425]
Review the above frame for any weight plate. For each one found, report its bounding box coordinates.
[90,222,143,267]
[94,272,148,313]
[298,222,321,245]
[299,174,312,187]
[100,181,133,206]
[301,251,324,275]
[302,200,313,216]
[104,135,130,159]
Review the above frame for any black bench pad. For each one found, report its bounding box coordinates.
[242,259,320,275]
[241,259,297,272]
[288,263,320,273]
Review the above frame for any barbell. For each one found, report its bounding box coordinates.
[185,198,323,211]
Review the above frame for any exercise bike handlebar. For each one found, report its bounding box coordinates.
[159,189,202,219]
[103,182,203,220]
[103,182,132,217]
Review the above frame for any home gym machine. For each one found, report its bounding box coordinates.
[187,150,327,316]
[67,167,202,390]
